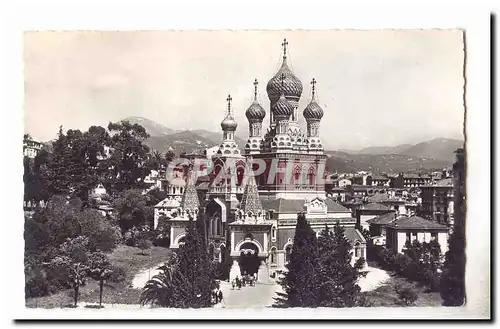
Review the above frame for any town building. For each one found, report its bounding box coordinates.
[385,215,449,255]
[366,211,397,245]
[156,39,366,283]
[23,136,43,159]
[357,202,394,231]
[367,175,391,187]
[392,173,433,188]
[452,148,466,231]
[420,178,454,227]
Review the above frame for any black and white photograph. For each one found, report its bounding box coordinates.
[5,4,491,321]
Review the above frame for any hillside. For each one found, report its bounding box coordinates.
[145,130,214,154]
[325,151,450,174]
[403,138,464,163]
[191,129,246,149]
[345,138,463,163]
[121,117,178,136]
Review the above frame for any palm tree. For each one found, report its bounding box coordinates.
[88,252,114,308]
[139,263,177,307]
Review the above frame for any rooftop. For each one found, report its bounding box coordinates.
[386,215,449,230]
[366,211,397,225]
[361,202,393,212]
[260,197,351,214]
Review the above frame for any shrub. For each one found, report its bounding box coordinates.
[395,284,418,306]
[79,209,122,252]
[137,238,152,255]
[108,265,127,283]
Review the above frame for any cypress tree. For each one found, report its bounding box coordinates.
[440,226,466,306]
[170,214,217,308]
[316,222,366,308]
[274,212,319,308]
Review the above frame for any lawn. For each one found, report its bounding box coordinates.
[26,245,173,308]
[363,274,442,307]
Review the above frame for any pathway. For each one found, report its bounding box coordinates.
[131,263,164,289]
[218,280,282,308]
[358,266,390,292]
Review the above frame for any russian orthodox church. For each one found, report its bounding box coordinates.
[156,39,366,283]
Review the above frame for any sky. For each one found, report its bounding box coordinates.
[23,30,465,150]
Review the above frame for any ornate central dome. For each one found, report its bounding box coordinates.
[266,39,303,106]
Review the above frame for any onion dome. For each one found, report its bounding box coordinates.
[303,78,324,121]
[272,92,293,118]
[245,79,266,121]
[266,39,303,105]
[221,94,238,131]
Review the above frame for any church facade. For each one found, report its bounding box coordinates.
[156,39,366,283]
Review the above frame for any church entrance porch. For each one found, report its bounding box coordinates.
[229,240,270,284]
[238,242,260,277]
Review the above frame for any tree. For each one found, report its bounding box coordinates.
[78,208,122,252]
[49,236,90,307]
[440,226,466,306]
[274,213,319,308]
[141,215,217,308]
[315,223,366,308]
[112,189,152,231]
[87,252,114,308]
[103,121,151,194]
[45,126,72,197]
[140,258,178,307]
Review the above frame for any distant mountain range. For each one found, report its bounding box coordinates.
[121,117,463,173]
[121,116,246,153]
[338,138,464,163]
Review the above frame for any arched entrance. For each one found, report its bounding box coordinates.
[238,242,260,276]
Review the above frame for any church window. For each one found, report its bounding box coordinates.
[271,226,277,241]
[270,247,277,264]
[285,245,292,263]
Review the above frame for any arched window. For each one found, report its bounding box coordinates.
[293,166,301,184]
[308,167,316,185]
[236,166,245,186]
[219,244,226,263]
[216,216,222,236]
[270,247,277,264]
[271,226,277,241]
[285,244,292,263]
[354,241,361,258]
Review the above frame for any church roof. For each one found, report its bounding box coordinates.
[239,172,263,214]
[181,172,200,211]
[325,198,351,212]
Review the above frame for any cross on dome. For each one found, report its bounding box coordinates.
[311,78,317,98]
[226,94,232,114]
[253,79,258,100]
[282,38,288,59]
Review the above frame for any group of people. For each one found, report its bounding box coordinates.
[231,274,256,290]
[212,288,223,304]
